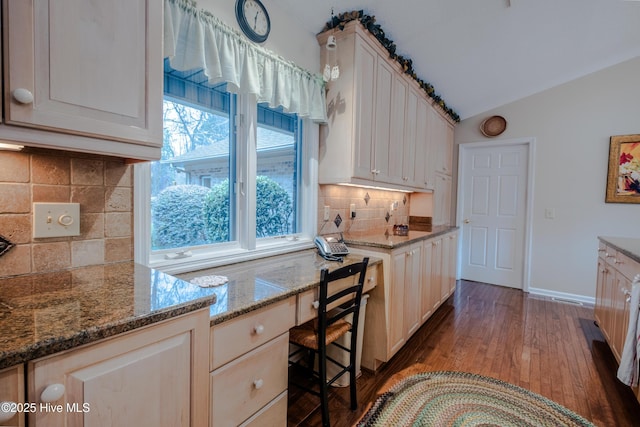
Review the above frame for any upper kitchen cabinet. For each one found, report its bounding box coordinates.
[317,20,455,192]
[427,106,454,177]
[1,0,163,160]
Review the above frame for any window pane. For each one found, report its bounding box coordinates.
[256,104,299,238]
[151,66,234,251]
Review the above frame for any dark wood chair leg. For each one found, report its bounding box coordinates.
[318,345,330,427]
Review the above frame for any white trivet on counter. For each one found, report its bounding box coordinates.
[190,275,229,287]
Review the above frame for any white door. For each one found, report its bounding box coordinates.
[459,142,531,289]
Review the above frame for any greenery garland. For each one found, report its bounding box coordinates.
[322,10,460,123]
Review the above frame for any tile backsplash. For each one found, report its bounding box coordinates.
[318,185,413,235]
[0,148,133,278]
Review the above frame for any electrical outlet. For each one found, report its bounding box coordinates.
[544,208,556,219]
[323,205,330,221]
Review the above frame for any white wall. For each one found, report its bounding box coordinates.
[454,57,640,300]
[197,0,320,72]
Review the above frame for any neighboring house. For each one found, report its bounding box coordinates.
[164,126,297,197]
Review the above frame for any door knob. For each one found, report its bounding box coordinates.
[464,219,470,224]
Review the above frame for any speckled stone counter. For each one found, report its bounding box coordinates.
[0,262,217,370]
[342,225,459,250]
[177,250,380,325]
[599,236,640,264]
[0,250,380,370]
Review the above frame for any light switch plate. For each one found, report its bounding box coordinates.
[33,203,81,238]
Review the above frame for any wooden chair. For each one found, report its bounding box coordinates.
[288,257,369,427]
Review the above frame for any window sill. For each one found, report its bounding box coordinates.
[149,238,315,275]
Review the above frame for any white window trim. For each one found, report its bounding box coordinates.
[134,113,318,275]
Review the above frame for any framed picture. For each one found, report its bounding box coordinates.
[606,134,640,203]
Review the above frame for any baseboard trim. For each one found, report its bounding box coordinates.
[527,287,595,306]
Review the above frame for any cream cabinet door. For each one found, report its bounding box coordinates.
[387,73,408,185]
[403,243,423,338]
[0,365,25,427]
[372,59,394,183]
[433,173,452,226]
[441,232,457,299]
[429,238,444,312]
[3,0,162,148]
[28,310,209,427]
[352,37,378,181]
[388,249,407,356]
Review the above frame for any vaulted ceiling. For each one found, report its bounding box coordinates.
[271,0,640,120]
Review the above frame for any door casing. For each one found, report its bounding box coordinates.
[456,137,536,292]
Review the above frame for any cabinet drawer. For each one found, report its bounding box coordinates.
[210,297,295,370]
[296,265,378,325]
[615,251,640,282]
[239,391,287,427]
[210,333,288,427]
[597,242,608,260]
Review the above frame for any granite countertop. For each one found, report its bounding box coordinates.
[177,250,380,325]
[0,262,218,370]
[342,225,459,250]
[598,236,640,264]
[0,250,380,369]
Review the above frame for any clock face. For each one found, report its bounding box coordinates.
[236,0,271,43]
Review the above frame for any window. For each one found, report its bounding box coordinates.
[135,62,317,272]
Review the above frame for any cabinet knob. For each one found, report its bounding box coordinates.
[253,379,264,390]
[12,88,34,105]
[0,401,17,422]
[41,383,65,402]
[312,300,320,309]
[253,324,265,335]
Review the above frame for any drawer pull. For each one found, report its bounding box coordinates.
[253,379,264,390]
[312,301,319,309]
[0,401,17,422]
[614,259,624,265]
[41,383,65,402]
[12,88,34,105]
[253,324,265,335]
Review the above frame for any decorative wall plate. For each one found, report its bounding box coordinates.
[480,115,507,137]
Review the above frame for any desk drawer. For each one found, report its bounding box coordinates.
[210,296,295,370]
[296,265,377,325]
[239,391,287,427]
[210,333,288,427]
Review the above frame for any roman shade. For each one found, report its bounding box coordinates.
[164,0,327,122]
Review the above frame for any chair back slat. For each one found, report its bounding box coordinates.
[318,258,369,336]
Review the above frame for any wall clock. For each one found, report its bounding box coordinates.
[235,0,271,43]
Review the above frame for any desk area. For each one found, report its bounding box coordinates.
[0,249,380,427]
[178,250,381,426]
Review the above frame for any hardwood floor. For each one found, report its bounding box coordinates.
[287,280,640,426]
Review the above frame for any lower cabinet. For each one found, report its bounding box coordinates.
[0,365,25,427]
[352,230,459,369]
[594,239,640,402]
[209,297,296,427]
[27,309,210,427]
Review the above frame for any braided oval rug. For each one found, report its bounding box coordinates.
[357,371,595,427]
